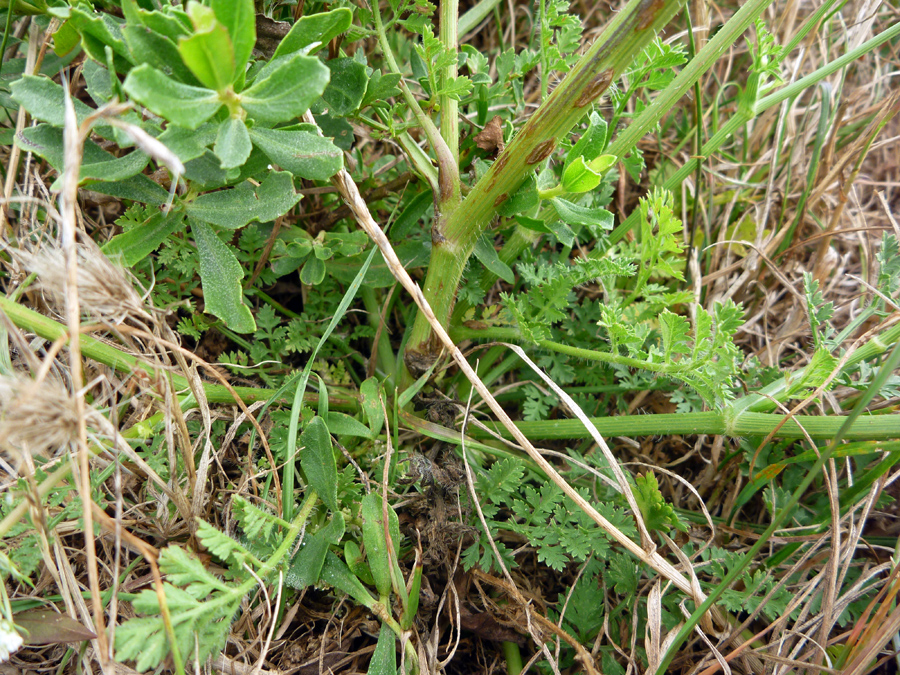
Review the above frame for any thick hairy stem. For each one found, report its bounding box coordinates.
[457,0,780,302]
[404,0,686,372]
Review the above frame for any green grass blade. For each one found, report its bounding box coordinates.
[281,245,378,521]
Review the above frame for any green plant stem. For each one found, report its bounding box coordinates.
[404,0,686,367]
[457,0,502,36]
[397,130,440,190]
[606,0,774,170]
[450,324,702,375]
[0,462,72,539]
[256,491,318,581]
[370,603,420,672]
[467,410,900,441]
[467,0,878,298]
[609,18,900,245]
[0,293,359,410]
[685,7,704,257]
[451,320,900,439]
[733,321,900,414]
[450,225,541,326]
[372,0,460,207]
[653,339,900,674]
[496,0,777,276]
[0,4,15,82]
[0,393,209,540]
[439,0,459,166]
[169,493,318,631]
[361,286,397,380]
[537,185,564,200]
[502,641,523,675]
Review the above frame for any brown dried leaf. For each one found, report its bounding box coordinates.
[14,609,97,646]
[473,116,504,154]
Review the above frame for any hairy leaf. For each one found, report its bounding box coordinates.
[191,219,256,333]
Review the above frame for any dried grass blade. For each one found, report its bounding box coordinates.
[324,160,708,610]
[502,343,656,550]
[60,82,109,667]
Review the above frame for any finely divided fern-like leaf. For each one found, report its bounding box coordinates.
[504,256,634,343]
[633,472,688,533]
[159,545,232,596]
[803,273,835,349]
[195,519,253,569]
[482,458,526,503]
[232,495,279,541]
[658,310,691,361]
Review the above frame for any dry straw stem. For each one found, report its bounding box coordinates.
[459,391,587,674]
[0,20,39,237]
[59,79,107,665]
[112,325,284,516]
[323,154,719,632]
[47,91,190,669]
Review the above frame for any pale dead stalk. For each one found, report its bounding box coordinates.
[60,81,108,666]
[318,136,715,625]
[0,21,39,237]
[459,388,573,674]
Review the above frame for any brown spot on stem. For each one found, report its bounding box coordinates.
[493,193,509,207]
[637,0,665,31]
[431,223,447,245]
[526,139,556,165]
[438,169,455,203]
[575,68,615,107]
[493,153,510,173]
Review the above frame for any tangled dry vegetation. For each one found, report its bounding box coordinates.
[1,0,900,673]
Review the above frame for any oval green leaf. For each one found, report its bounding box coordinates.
[248,126,343,180]
[123,64,221,129]
[551,197,614,229]
[560,155,602,193]
[240,52,330,124]
[271,8,353,60]
[367,623,397,675]
[186,171,302,229]
[14,609,97,646]
[214,117,252,169]
[177,21,236,92]
[300,415,338,512]
[191,219,256,333]
[361,492,401,598]
[211,0,255,74]
[102,209,185,266]
[300,255,326,285]
[122,24,197,85]
[323,58,368,116]
[320,552,377,609]
[473,234,515,284]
